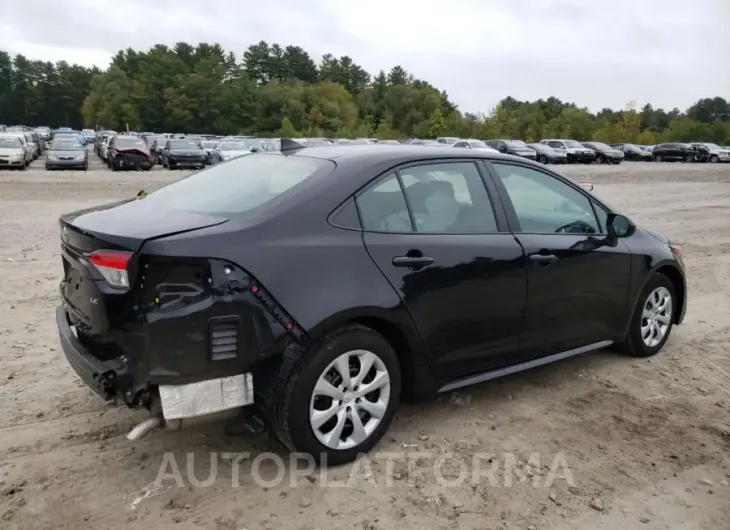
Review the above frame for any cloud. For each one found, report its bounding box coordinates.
[1,0,727,113]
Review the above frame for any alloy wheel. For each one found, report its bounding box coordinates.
[640,286,673,348]
[309,349,391,451]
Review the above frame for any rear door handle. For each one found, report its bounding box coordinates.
[392,256,435,268]
[529,254,558,264]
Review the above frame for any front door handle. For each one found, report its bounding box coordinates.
[392,256,435,268]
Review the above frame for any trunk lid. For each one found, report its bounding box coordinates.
[61,198,229,252]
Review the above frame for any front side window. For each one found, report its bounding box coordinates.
[547,141,564,149]
[492,163,600,234]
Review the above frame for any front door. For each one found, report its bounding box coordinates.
[356,161,528,380]
[488,161,632,358]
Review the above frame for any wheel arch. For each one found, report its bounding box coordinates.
[307,308,429,401]
[655,264,686,325]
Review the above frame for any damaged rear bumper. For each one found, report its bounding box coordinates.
[57,304,255,418]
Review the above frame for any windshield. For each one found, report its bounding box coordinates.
[221,143,248,151]
[243,139,265,148]
[469,140,488,148]
[116,138,147,149]
[202,142,217,148]
[564,140,584,149]
[588,142,612,150]
[51,141,84,151]
[703,143,721,149]
[505,140,528,148]
[170,140,201,149]
[623,144,641,151]
[140,154,334,216]
[0,137,21,148]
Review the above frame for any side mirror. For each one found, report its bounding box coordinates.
[607,213,634,238]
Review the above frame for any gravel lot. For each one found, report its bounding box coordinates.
[1,154,730,530]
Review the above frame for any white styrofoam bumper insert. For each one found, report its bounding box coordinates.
[159,373,254,420]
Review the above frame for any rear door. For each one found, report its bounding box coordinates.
[487,161,632,359]
[357,160,528,379]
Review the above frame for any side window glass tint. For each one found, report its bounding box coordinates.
[493,163,600,234]
[356,173,413,232]
[400,162,498,233]
[330,198,361,230]
[592,202,609,233]
[548,141,562,149]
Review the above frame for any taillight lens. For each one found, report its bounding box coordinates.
[88,250,132,288]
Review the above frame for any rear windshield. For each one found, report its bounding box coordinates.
[141,153,335,216]
[116,138,146,149]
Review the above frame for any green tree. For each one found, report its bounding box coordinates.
[427,108,446,138]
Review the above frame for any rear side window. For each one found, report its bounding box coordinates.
[141,153,334,215]
[356,173,413,232]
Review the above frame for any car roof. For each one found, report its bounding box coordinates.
[283,144,538,167]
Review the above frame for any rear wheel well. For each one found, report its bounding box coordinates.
[351,316,417,400]
[656,265,684,324]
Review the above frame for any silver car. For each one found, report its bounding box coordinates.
[0,135,28,169]
[3,132,32,164]
[46,139,89,170]
[210,142,252,164]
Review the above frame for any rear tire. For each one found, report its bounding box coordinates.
[538,155,548,164]
[596,155,605,164]
[271,325,401,466]
[619,273,676,358]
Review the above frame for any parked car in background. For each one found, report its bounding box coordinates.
[638,145,654,153]
[484,139,537,160]
[143,135,164,164]
[581,142,624,164]
[46,137,88,171]
[210,142,251,164]
[527,143,568,164]
[694,143,730,163]
[686,143,710,163]
[3,132,32,164]
[100,136,113,162]
[408,139,442,146]
[540,139,596,164]
[651,143,693,162]
[160,138,208,169]
[610,143,653,161]
[452,139,500,153]
[81,129,96,142]
[24,132,39,159]
[201,141,217,164]
[107,135,154,171]
[436,137,460,145]
[55,142,687,465]
[0,134,28,169]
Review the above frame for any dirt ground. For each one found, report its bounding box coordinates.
[1,155,729,530]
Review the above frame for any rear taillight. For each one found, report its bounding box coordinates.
[88,250,132,288]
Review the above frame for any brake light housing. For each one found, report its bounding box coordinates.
[88,250,133,288]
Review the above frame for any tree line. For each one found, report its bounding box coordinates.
[1,42,729,144]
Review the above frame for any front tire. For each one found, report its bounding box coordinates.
[272,325,401,465]
[538,155,548,164]
[620,273,676,358]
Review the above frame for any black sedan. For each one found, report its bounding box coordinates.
[581,142,624,164]
[527,142,568,164]
[160,138,208,169]
[611,143,653,161]
[55,142,687,465]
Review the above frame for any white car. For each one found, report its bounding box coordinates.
[101,136,113,161]
[451,139,500,153]
[540,139,596,164]
[3,132,32,164]
[210,142,252,164]
[0,134,28,169]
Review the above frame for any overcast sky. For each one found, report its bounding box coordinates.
[2,0,728,114]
